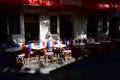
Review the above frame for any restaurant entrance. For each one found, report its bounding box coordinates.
[60,15,73,39]
[24,13,39,43]
[109,17,120,39]
[87,16,98,38]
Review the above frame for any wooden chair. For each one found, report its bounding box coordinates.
[27,42,38,61]
[44,47,54,63]
[63,49,72,61]
[16,44,28,64]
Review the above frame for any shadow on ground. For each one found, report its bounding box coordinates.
[0,46,120,80]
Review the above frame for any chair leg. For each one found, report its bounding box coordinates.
[64,52,72,61]
[45,55,53,63]
[45,55,48,63]
[16,58,19,64]
[22,57,25,64]
[28,54,31,61]
[16,57,25,64]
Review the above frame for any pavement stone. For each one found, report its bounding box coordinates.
[0,47,120,80]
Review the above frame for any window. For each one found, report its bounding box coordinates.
[50,16,57,34]
[9,14,20,34]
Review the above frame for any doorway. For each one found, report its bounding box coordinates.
[60,15,73,39]
[87,16,98,38]
[109,17,120,39]
[24,13,39,43]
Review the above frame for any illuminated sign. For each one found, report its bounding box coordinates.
[97,2,119,10]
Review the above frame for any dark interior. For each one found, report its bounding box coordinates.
[24,13,39,43]
[0,15,7,46]
[60,15,73,39]
[87,16,98,38]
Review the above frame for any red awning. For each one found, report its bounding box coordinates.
[0,0,120,10]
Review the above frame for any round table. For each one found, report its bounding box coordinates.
[89,42,100,45]
[54,44,66,48]
[32,46,46,50]
[100,41,111,43]
[74,43,86,46]
[5,47,22,65]
[31,46,46,63]
[5,47,22,52]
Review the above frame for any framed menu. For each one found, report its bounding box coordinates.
[50,16,57,34]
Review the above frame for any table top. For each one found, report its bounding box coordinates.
[54,44,66,48]
[74,43,86,46]
[5,47,22,52]
[100,41,111,43]
[89,42,100,45]
[63,50,72,53]
[32,46,46,50]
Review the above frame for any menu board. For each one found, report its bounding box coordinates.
[50,16,57,34]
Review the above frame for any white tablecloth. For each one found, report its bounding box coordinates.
[54,44,66,48]
[32,46,46,50]
[5,47,22,52]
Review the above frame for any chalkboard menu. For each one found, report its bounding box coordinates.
[9,14,20,34]
[50,16,57,34]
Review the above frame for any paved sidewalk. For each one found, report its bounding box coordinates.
[0,57,76,74]
[0,47,120,80]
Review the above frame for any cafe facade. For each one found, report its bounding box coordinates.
[0,0,120,44]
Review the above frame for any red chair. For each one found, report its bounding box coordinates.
[16,43,28,64]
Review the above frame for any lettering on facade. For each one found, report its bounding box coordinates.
[59,0,81,6]
[26,0,82,6]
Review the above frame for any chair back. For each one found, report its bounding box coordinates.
[28,43,32,50]
[16,43,20,48]
[83,39,88,45]
[75,39,79,45]
[60,39,63,44]
[105,37,110,41]
[37,42,41,46]
[27,43,33,54]
[63,39,67,45]
[55,40,60,45]
[47,41,51,49]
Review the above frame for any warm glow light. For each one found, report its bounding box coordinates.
[97,2,120,10]
[98,3,110,9]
